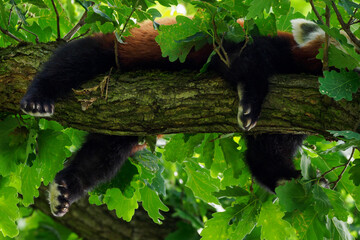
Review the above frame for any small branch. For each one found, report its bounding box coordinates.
[8,5,14,27]
[63,11,88,41]
[322,6,330,71]
[0,26,23,42]
[319,163,346,179]
[331,1,360,48]
[114,0,139,68]
[331,147,355,189]
[211,17,230,68]
[51,0,61,40]
[347,9,358,27]
[70,29,91,41]
[19,26,39,43]
[309,0,325,25]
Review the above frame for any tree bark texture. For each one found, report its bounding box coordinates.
[1,42,360,137]
[34,186,178,240]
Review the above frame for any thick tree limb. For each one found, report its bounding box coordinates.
[34,186,178,240]
[1,42,359,136]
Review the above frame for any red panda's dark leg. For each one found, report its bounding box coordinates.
[219,36,297,130]
[245,134,306,192]
[49,133,138,217]
[21,35,116,117]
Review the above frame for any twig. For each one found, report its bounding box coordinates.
[331,147,355,189]
[347,9,358,26]
[63,11,88,41]
[319,163,346,179]
[8,5,14,27]
[114,0,139,68]
[51,0,61,40]
[70,29,91,41]
[323,6,330,71]
[309,0,325,25]
[211,17,230,68]
[19,26,39,43]
[0,26,23,42]
[331,1,360,49]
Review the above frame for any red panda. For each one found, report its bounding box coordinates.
[21,17,330,216]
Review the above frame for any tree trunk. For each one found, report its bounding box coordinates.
[34,186,178,240]
[1,42,360,136]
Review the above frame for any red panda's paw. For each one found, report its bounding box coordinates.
[20,95,54,117]
[236,85,261,131]
[48,180,70,217]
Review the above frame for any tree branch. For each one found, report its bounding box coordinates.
[1,42,360,136]
[34,186,178,240]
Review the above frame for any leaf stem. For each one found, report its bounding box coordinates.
[19,26,39,43]
[51,0,61,40]
[0,26,22,42]
[63,10,88,41]
[309,0,325,25]
[331,1,360,49]
[331,147,355,189]
[323,6,330,71]
[114,0,139,68]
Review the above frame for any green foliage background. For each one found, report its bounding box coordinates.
[1,0,360,239]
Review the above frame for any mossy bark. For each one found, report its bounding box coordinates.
[1,42,360,136]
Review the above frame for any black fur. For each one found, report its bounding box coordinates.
[52,134,138,216]
[21,37,116,115]
[245,134,306,192]
[21,34,308,215]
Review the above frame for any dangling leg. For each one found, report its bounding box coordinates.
[49,133,139,217]
[245,134,306,192]
[21,34,116,116]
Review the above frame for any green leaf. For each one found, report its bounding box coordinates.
[317,45,358,70]
[312,185,331,215]
[258,201,297,240]
[155,16,205,63]
[229,203,258,240]
[211,141,227,177]
[300,153,316,180]
[197,133,215,169]
[145,135,157,153]
[150,164,166,196]
[103,188,140,222]
[219,137,246,179]
[0,117,25,176]
[140,186,169,224]
[201,205,242,240]
[22,0,48,8]
[147,8,161,20]
[183,161,220,204]
[319,70,360,101]
[88,194,103,206]
[331,217,353,240]
[213,186,249,198]
[37,129,71,185]
[0,187,20,238]
[323,188,348,221]
[289,208,327,239]
[328,130,360,140]
[165,222,200,240]
[164,134,203,163]
[20,164,42,206]
[246,0,272,18]
[349,159,360,186]
[276,180,311,211]
[13,4,29,26]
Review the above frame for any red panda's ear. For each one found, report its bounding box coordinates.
[291,19,325,46]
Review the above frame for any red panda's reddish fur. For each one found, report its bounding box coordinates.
[94,17,322,73]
